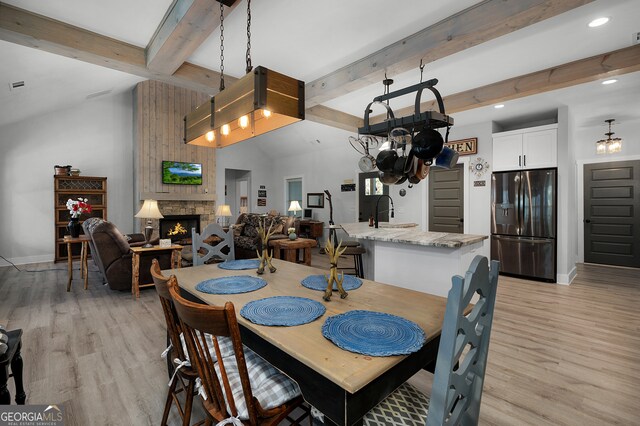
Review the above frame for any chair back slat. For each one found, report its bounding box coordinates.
[192,223,235,266]
[150,259,185,361]
[426,256,499,426]
[167,277,260,424]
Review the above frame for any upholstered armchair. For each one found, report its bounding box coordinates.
[82,218,172,291]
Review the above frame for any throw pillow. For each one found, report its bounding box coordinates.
[232,223,245,237]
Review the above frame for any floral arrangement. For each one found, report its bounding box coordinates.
[287,227,296,235]
[66,198,92,219]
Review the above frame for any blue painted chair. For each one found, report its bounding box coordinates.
[364,255,500,426]
[191,223,235,266]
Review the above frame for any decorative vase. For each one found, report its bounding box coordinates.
[68,217,80,238]
[289,232,297,240]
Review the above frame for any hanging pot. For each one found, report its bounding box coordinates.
[358,155,376,172]
[379,171,401,185]
[410,128,444,161]
[433,146,459,169]
[392,155,409,176]
[376,149,398,172]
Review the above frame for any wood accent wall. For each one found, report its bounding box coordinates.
[133,80,215,201]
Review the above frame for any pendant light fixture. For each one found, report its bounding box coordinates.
[184,0,305,148]
[596,119,623,154]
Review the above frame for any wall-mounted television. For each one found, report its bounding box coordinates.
[162,161,202,185]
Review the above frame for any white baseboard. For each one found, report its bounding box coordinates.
[1,254,54,266]
[556,266,577,285]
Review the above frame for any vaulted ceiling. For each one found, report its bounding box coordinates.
[1,0,639,157]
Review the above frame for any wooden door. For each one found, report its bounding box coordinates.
[429,165,464,233]
[359,172,388,223]
[584,160,640,268]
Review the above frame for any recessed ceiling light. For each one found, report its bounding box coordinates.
[588,17,609,28]
[601,79,618,85]
[494,104,505,109]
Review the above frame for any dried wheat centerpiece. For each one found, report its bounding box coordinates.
[323,239,347,301]
[256,218,277,275]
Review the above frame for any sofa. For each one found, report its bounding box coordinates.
[82,218,172,291]
[232,213,299,259]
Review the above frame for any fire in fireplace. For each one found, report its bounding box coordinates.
[159,215,200,243]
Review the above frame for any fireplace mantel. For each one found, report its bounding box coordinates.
[139,192,216,202]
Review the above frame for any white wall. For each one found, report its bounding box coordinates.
[0,92,135,266]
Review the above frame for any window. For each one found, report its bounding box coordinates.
[286,177,303,217]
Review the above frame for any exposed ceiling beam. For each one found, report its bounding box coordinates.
[146,0,238,75]
[305,105,363,133]
[373,44,640,123]
[0,2,236,94]
[305,0,594,108]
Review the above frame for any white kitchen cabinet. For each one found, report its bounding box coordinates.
[492,124,557,172]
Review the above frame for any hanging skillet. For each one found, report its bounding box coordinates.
[410,128,444,161]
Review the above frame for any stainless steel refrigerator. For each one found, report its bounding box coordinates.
[491,169,557,282]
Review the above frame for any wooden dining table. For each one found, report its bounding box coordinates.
[168,258,450,426]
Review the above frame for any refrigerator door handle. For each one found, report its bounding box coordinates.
[518,155,521,167]
[494,235,553,244]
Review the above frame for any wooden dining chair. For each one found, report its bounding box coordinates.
[150,259,200,426]
[192,223,235,266]
[167,276,310,425]
[363,255,500,426]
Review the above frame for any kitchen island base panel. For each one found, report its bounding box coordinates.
[366,240,485,298]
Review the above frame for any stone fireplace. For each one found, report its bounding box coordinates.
[139,200,216,242]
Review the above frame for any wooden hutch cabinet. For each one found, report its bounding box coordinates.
[54,176,107,262]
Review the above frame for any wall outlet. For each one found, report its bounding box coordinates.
[634,32,640,45]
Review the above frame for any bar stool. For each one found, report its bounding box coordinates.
[0,329,26,405]
[340,246,366,279]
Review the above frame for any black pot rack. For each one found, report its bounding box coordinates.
[358,78,454,138]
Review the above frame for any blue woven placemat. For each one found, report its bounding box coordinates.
[218,259,261,270]
[195,275,267,294]
[240,296,326,326]
[322,310,426,356]
[301,274,363,292]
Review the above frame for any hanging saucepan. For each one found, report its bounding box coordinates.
[376,149,398,173]
[358,154,376,172]
[410,128,444,161]
[379,170,401,185]
[432,146,459,169]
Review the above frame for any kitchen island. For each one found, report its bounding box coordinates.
[340,222,487,297]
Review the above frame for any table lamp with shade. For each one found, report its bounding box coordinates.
[135,199,164,248]
[215,204,232,228]
[288,200,302,217]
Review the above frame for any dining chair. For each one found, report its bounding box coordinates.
[363,255,500,426]
[192,223,235,266]
[167,276,310,425]
[150,259,200,426]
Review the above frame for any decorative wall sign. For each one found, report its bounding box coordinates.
[341,184,356,192]
[473,181,486,187]
[260,185,266,189]
[445,137,477,156]
[258,189,267,198]
[470,157,490,178]
[257,198,266,206]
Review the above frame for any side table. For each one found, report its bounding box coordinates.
[131,245,183,299]
[0,329,26,405]
[270,238,316,266]
[64,235,91,292]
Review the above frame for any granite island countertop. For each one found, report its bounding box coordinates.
[340,222,488,248]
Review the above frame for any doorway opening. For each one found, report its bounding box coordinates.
[225,169,251,219]
[286,177,303,218]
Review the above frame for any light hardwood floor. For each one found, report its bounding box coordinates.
[0,257,639,425]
